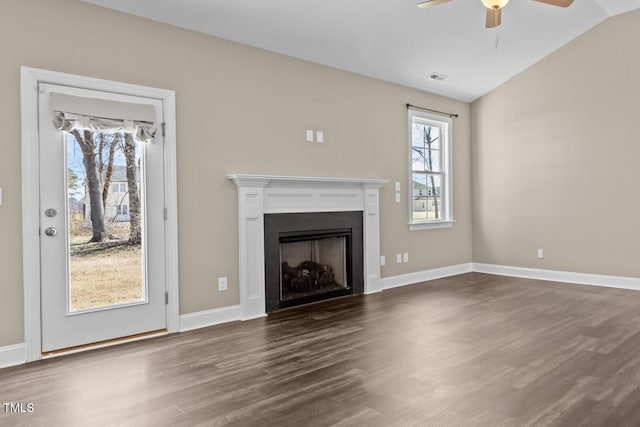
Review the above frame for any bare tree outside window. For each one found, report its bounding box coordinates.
[70,129,107,242]
[123,133,142,244]
[413,124,440,219]
[66,130,145,311]
[68,130,142,245]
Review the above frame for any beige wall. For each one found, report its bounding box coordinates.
[0,0,472,347]
[472,10,640,277]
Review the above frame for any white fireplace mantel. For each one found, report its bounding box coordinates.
[228,174,388,320]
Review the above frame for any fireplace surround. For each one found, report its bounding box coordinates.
[264,211,364,312]
[228,174,388,319]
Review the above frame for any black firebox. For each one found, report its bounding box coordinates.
[264,211,364,313]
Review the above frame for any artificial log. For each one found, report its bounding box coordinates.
[282,260,335,292]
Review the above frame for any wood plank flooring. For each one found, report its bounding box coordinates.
[3,272,640,426]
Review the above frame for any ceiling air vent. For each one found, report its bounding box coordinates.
[428,72,447,82]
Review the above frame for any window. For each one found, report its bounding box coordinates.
[117,204,129,216]
[408,108,453,230]
[113,183,127,193]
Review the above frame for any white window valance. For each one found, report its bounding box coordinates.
[50,93,157,143]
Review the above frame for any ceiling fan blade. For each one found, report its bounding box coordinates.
[417,0,454,8]
[532,0,574,7]
[485,7,502,28]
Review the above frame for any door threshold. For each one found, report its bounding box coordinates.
[41,329,168,359]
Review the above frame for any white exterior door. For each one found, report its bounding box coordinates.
[38,83,167,353]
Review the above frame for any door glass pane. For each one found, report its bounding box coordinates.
[66,131,146,313]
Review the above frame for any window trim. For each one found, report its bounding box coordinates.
[407,108,453,230]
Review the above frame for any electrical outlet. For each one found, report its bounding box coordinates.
[537,249,544,259]
[395,181,401,192]
[316,131,324,143]
[395,193,401,203]
[380,255,386,266]
[396,253,402,264]
[403,253,409,263]
[306,130,314,142]
[218,277,228,291]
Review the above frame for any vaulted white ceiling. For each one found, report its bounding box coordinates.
[81,0,640,102]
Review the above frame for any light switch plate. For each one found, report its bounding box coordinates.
[395,193,401,203]
[306,130,314,142]
[395,181,401,192]
[0,187,2,206]
[316,131,324,143]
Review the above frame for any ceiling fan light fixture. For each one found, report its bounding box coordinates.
[480,0,509,9]
[418,0,570,29]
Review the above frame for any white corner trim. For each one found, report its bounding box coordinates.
[162,90,180,334]
[21,67,43,362]
[179,305,242,332]
[472,263,640,291]
[0,344,26,369]
[381,263,473,290]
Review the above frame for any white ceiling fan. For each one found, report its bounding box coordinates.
[417,0,574,28]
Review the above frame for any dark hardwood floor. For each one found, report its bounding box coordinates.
[3,272,640,426]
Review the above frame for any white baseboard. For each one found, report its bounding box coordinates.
[179,304,241,332]
[0,343,26,369]
[8,264,636,368]
[177,265,474,333]
[381,263,473,290]
[472,263,640,291]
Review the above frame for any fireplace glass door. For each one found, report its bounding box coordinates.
[280,234,349,301]
[264,211,364,313]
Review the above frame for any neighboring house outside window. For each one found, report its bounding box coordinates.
[83,165,136,222]
[408,108,453,230]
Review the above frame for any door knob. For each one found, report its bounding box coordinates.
[44,227,58,237]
